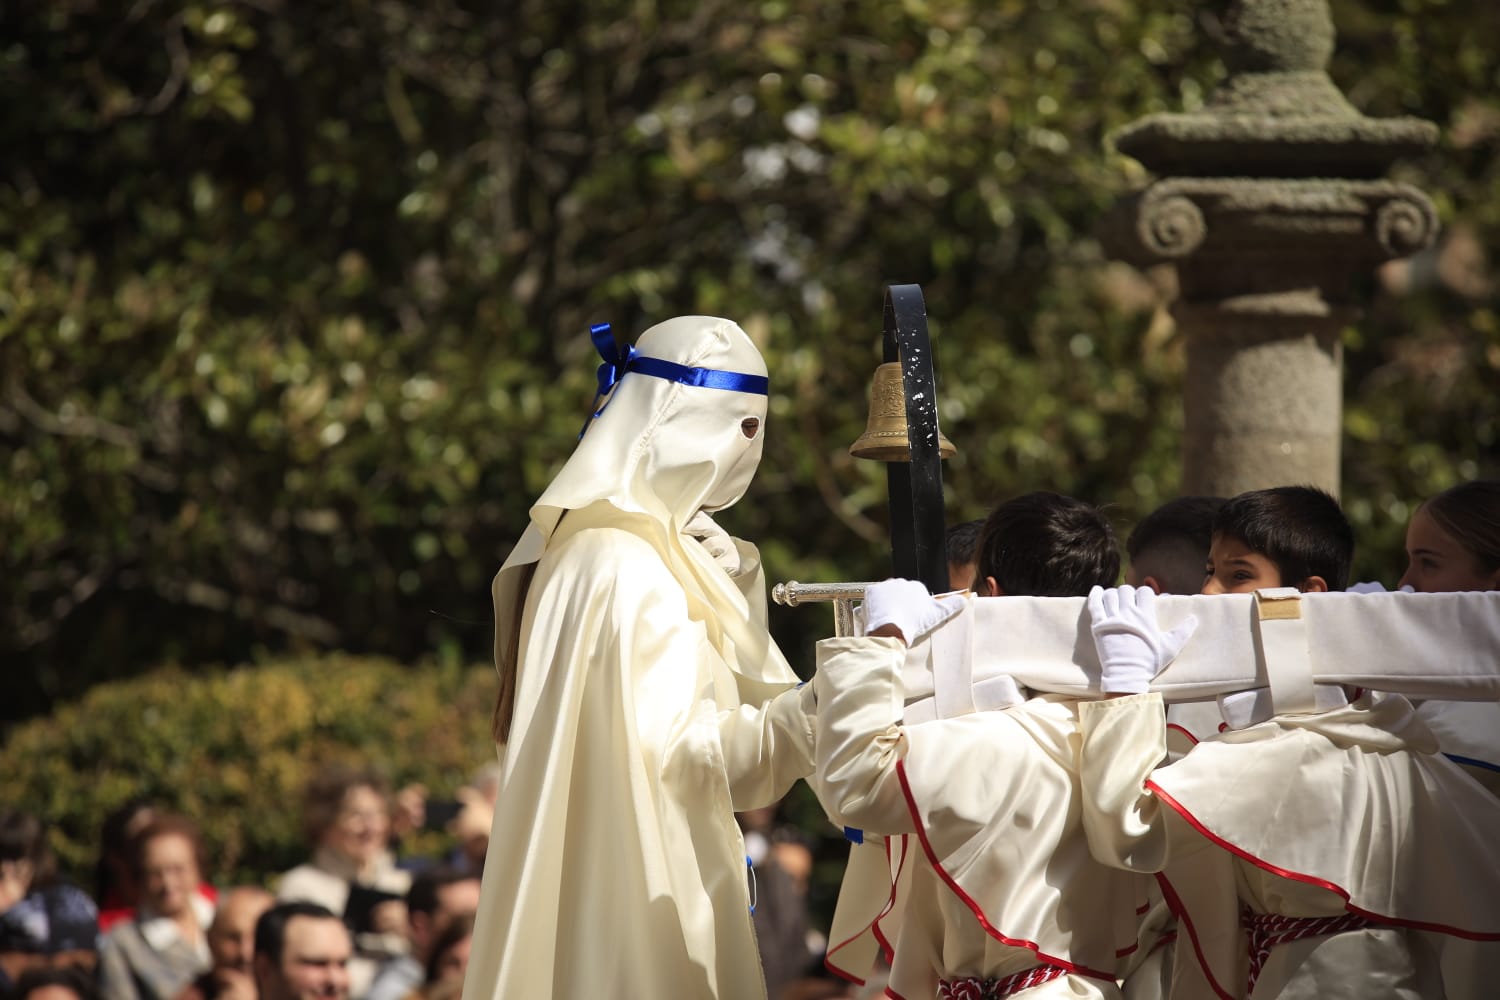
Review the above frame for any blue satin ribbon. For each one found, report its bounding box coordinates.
[746,854,757,915]
[580,322,769,437]
[628,355,769,395]
[1446,752,1500,774]
[590,322,637,397]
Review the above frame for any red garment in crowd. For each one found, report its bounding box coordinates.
[97,883,219,932]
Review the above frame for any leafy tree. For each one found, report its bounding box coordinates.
[1328,0,1500,572]
[0,0,1494,727]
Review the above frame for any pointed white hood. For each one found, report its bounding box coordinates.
[531,315,769,533]
[492,316,793,736]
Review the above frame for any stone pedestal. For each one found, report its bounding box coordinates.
[1106,0,1440,497]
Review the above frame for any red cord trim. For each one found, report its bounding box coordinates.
[825,832,911,984]
[1166,723,1200,746]
[894,760,1116,982]
[1152,870,1237,1000]
[1147,779,1500,941]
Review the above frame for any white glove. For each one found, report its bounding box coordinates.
[683,510,740,576]
[1088,585,1198,694]
[861,578,952,645]
[1348,581,1414,594]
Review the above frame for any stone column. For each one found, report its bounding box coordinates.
[1106,0,1439,497]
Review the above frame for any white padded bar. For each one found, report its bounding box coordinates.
[895,590,1500,707]
[931,596,977,720]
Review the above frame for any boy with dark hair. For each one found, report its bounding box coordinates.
[811,491,1174,998]
[974,491,1121,597]
[1126,496,1225,596]
[1203,486,1352,595]
[943,518,985,592]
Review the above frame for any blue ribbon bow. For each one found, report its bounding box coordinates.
[590,322,637,398]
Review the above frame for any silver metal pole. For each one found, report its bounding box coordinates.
[771,581,875,639]
[771,581,874,606]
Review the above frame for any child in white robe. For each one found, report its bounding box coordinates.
[1398,480,1500,795]
[814,493,1194,1000]
[1084,486,1500,1000]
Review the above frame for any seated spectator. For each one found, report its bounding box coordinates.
[1,811,55,917]
[736,805,811,1000]
[444,765,500,878]
[252,903,351,1000]
[276,764,410,997]
[365,868,478,1000]
[173,887,275,1000]
[405,914,472,1000]
[95,803,216,935]
[36,884,100,978]
[1,810,63,993]
[8,966,99,1000]
[94,801,155,935]
[98,815,214,1000]
[0,884,100,993]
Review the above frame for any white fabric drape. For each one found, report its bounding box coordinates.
[1095,693,1500,1000]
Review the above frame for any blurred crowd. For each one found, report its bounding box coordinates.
[2,765,857,1000]
[0,762,494,1000]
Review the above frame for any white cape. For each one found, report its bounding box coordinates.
[1147,694,1500,999]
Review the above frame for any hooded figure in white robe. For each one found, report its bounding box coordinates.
[461,316,816,1000]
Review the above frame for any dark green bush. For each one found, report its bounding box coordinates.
[0,657,497,886]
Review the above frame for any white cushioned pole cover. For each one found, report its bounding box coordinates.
[1252,588,1319,716]
[899,590,1500,717]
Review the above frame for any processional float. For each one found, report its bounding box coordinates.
[772,284,1500,720]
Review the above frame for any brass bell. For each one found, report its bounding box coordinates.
[849,362,957,461]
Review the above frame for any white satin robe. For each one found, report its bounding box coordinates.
[462,504,815,1000]
[1088,692,1500,1000]
[1415,699,1500,796]
[812,636,1165,1000]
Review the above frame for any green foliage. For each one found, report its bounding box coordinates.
[1328,0,1500,578]
[0,657,497,885]
[0,0,1496,718]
